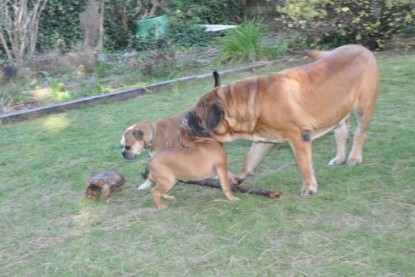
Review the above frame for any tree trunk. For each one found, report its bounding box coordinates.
[97,0,105,51]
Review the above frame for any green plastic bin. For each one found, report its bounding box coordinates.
[137,15,168,39]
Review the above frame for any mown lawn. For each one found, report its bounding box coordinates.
[1,52,414,276]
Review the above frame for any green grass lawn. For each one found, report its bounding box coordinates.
[1,52,414,276]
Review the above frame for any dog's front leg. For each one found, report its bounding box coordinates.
[288,136,318,195]
[238,142,275,181]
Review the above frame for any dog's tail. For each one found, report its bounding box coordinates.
[213,71,220,87]
[304,50,330,59]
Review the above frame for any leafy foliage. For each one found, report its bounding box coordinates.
[139,49,177,78]
[35,0,243,53]
[103,0,144,51]
[167,18,221,49]
[38,0,144,52]
[215,19,280,64]
[38,0,88,51]
[164,0,243,25]
[276,0,415,50]
[132,0,243,50]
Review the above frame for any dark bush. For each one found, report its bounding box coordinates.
[1,64,18,80]
[276,0,415,50]
[38,0,88,51]
[164,0,243,25]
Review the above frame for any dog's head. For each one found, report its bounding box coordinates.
[120,122,153,160]
[186,87,226,138]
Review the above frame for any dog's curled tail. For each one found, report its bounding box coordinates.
[304,50,330,59]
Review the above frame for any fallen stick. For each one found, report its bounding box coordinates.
[186,179,282,199]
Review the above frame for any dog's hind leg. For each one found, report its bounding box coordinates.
[348,88,379,166]
[328,116,350,166]
[216,163,240,202]
[150,170,177,209]
[347,109,371,166]
[348,59,379,166]
[151,181,176,209]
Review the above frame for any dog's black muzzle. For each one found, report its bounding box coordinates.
[185,111,210,137]
[122,150,136,160]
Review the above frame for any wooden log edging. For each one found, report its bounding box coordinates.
[0,61,280,123]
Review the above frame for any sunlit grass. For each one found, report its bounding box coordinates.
[0,52,414,276]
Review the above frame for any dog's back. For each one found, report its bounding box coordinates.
[150,71,221,155]
[149,126,226,182]
[150,111,188,155]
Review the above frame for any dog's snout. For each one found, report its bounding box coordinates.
[185,111,194,122]
[122,149,137,160]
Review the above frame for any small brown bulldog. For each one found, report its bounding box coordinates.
[186,45,380,195]
[120,71,221,190]
[147,121,239,209]
[120,110,187,191]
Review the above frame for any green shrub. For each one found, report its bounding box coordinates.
[48,78,71,102]
[103,0,144,51]
[215,19,280,64]
[38,0,88,51]
[36,0,243,54]
[164,0,243,25]
[157,0,243,49]
[276,0,415,50]
[168,22,220,49]
[39,0,143,52]
[138,48,177,78]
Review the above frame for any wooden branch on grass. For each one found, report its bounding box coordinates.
[186,179,282,199]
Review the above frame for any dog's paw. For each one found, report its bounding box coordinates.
[347,157,362,166]
[230,176,244,186]
[300,186,318,196]
[228,196,240,202]
[138,182,151,190]
[328,157,345,166]
[156,204,167,210]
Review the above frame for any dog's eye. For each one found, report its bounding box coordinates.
[125,145,131,150]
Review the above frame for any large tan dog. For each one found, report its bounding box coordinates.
[147,121,239,209]
[121,71,221,190]
[186,45,380,195]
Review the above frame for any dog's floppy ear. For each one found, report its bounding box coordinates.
[206,104,224,132]
[133,130,144,140]
[186,111,209,137]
